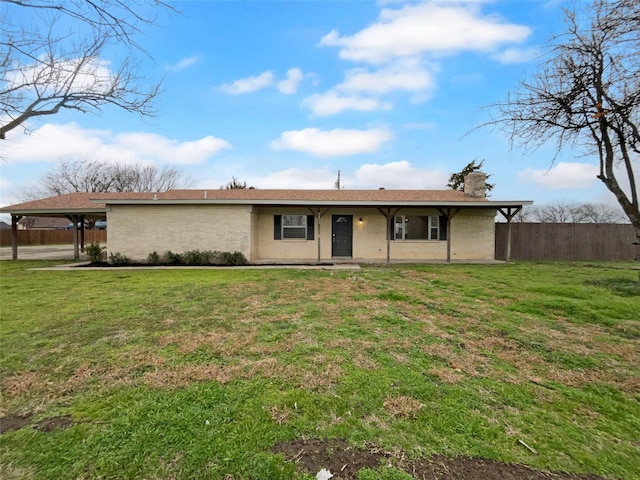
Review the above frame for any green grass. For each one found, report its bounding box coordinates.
[0,260,639,479]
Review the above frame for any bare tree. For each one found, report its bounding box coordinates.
[534,202,582,223]
[513,202,628,223]
[1,0,175,140]
[511,207,535,223]
[27,159,188,197]
[109,163,185,192]
[485,0,640,260]
[572,203,628,223]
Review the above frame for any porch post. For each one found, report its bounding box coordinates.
[438,208,460,264]
[317,212,321,263]
[309,208,329,263]
[497,207,521,263]
[377,208,400,264]
[11,214,22,260]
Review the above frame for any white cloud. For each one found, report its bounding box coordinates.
[517,162,599,190]
[302,92,392,116]
[338,58,435,96]
[271,128,392,157]
[217,71,274,94]
[320,1,531,63]
[491,47,539,64]
[113,132,231,165]
[355,160,449,189]
[277,68,305,94]
[6,56,116,97]
[168,56,200,72]
[250,168,338,189]
[194,163,447,190]
[2,122,231,165]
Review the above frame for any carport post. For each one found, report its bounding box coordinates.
[70,215,80,260]
[80,215,86,252]
[11,214,22,260]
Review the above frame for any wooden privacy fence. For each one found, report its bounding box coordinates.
[0,230,107,247]
[495,223,636,261]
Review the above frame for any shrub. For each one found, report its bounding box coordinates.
[85,242,106,263]
[143,250,247,266]
[147,251,161,265]
[163,251,183,264]
[183,249,213,265]
[108,252,130,266]
[220,251,248,266]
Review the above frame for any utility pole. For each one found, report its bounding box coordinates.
[334,170,341,189]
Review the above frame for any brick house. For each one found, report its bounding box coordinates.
[0,174,532,262]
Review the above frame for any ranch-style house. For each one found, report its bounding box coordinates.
[1,173,532,263]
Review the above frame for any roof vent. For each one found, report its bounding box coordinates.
[378,187,385,190]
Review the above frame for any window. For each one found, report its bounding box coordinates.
[274,215,315,240]
[282,215,307,239]
[394,215,445,240]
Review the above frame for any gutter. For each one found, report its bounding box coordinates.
[91,199,533,208]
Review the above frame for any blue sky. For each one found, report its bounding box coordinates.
[1,0,625,216]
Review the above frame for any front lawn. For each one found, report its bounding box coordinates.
[0,261,638,479]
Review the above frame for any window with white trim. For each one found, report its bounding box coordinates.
[394,215,442,240]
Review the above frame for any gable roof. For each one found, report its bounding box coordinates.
[0,189,533,215]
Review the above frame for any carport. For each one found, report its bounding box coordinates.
[0,193,108,260]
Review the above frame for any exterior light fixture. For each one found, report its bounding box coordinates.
[359,217,363,223]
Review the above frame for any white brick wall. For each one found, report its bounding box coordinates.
[107,204,252,261]
[106,204,496,263]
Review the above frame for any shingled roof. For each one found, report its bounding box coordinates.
[1,189,532,215]
[0,192,110,216]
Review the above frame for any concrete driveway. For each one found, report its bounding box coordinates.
[0,245,89,261]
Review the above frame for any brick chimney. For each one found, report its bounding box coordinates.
[463,172,487,198]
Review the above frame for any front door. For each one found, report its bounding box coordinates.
[332,215,353,257]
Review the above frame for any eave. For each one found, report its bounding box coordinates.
[94,199,533,208]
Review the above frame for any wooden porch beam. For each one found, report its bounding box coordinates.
[376,207,401,264]
[308,207,330,263]
[497,207,522,263]
[437,208,461,263]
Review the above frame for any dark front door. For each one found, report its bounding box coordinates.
[332,215,353,257]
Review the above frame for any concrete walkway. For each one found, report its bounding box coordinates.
[0,245,88,261]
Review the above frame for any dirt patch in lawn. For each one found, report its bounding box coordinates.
[0,414,34,434]
[0,414,73,434]
[34,415,74,432]
[272,438,608,480]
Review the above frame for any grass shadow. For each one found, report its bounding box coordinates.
[585,277,640,297]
